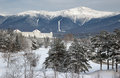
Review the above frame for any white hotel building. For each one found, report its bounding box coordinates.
[14,29,53,38]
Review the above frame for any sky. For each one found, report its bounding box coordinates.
[0,0,120,14]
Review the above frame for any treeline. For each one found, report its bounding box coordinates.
[44,38,91,78]
[0,29,51,78]
[0,29,120,78]
[44,29,120,78]
[0,29,41,78]
[0,29,51,52]
[91,29,120,72]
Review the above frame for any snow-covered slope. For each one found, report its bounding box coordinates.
[0,7,120,33]
[17,7,117,21]
[0,46,119,78]
[0,13,6,16]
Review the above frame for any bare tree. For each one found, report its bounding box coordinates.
[21,38,32,78]
[3,55,23,78]
[44,37,50,48]
[26,52,40,78]
[64,34,74,42]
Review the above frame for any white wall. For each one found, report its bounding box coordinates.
[14,29,53,38]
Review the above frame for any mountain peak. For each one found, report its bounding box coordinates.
[0,7,120,34]
[16,6,119,23]
[70,6,94,10]
[18,10,44,16]
[0,13,7,16]
[18,6,115,17]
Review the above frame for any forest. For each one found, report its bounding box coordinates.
[0,29,120,78]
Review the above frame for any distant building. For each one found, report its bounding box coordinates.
[14,29,53,38]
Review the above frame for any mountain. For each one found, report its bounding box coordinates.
[0,7,120,34]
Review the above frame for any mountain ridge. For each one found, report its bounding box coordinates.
[1,7,119,19]
[0,7,120,35]
[17,7,118,19]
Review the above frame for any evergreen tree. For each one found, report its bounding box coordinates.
[91,30,120,71]
[0,30,8,51]
[67,39,91,74]
[44,38,67,72]
[44,37,50,48]
[91,31,113,70]
[113,29,120,72]
[0,29,24,67]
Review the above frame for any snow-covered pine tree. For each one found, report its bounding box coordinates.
[67,39,91,74]
[113,29,120,72]
[44,38,67,72]
[44,37,50,48]
[14,34,23,52]
[31,38,40,50]
[91,31,113,70]
[0,30,8,52]
[0,29,24,67]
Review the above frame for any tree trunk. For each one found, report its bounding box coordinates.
[54,68,57,78]
[7,52,10,68]
[65,72,67,78]
[107,59,109,70]
[24,65,27,78]
[115,59,118,72]
[43,71,47,78]
[77,72,80,78]
[75,65,78,73]
[100,60,102,70]
[24,58,27,78]
[71,72,74,78]
[112,58,114,70]
[31,68,34,78]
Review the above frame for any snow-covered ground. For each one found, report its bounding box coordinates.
[0,46,120,78]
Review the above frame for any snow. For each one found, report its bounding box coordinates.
[84,70,120,78]
[14,29,22,33]
[65,41,72,50]
[36,19,39,26]
[0,7,118,25]
[0,54,6,76]
[17,7,119,22]
[59,7,115,19]
[33,47,49,69]
[58,19,62,32]
[0,13,6,16]
[88,61,116,73]
[18,10,59,19]
[118,20,120,22]
[0,45,120,78]
[0,7,119,26]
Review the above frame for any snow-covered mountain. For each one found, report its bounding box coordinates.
[17,7,117,22]
[0,7,120,35]
[0,13,7,16]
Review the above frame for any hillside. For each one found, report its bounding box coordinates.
[0,7,120,34]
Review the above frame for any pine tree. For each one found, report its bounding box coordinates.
[44,37,50,48]
[0,29,24,67]
[44,38,67,72]
[91,31,113,70]
[0,30,8,51]
[67,39,91,74]
[113,29,120,72]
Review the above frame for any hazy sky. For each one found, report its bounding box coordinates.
[0,0,120,14]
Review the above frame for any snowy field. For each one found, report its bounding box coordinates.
[0,47,120,78]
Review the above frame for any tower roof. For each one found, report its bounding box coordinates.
[14,29,21,33]
[33,29,41,33]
